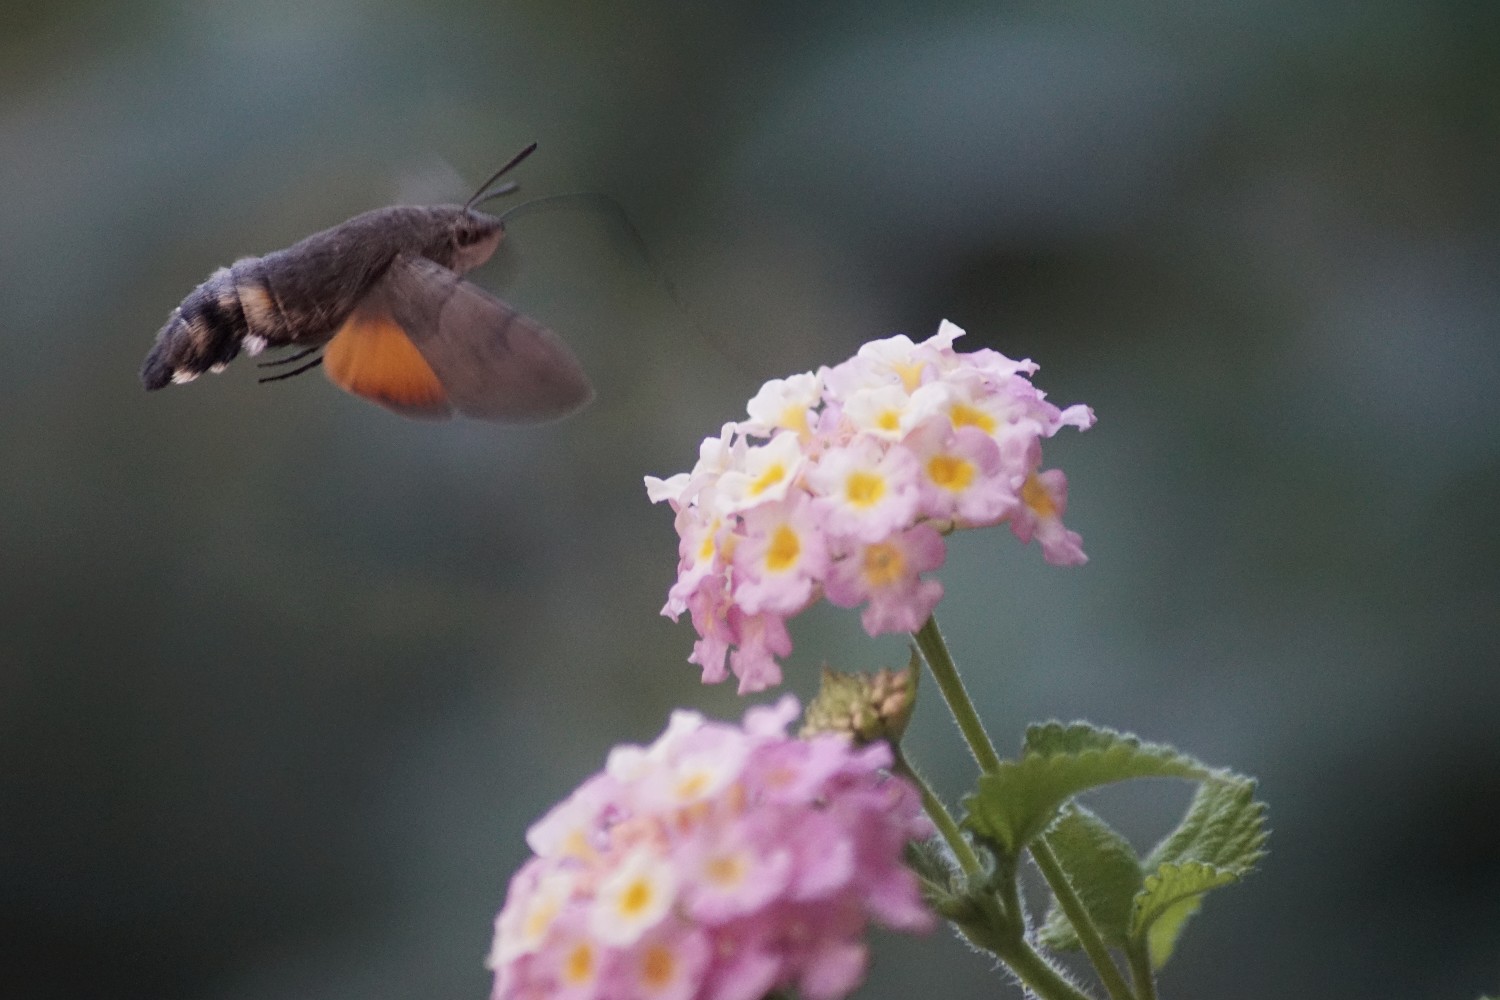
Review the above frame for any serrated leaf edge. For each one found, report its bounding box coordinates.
[966,722,1235,853]
[1130,860,1241,935]
[1145,776,1269,873]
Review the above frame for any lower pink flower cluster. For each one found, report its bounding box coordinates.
[647,321,1095,692]
[487,698,934,1000]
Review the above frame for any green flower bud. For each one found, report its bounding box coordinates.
[801,652,919,744]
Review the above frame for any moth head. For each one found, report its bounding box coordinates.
[441,142,537,273]
[446,209,505,273]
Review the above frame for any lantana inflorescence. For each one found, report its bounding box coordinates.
[647,321,1094,692]
[487,697,934,1000]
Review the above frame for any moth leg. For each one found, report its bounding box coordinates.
[257,345,321,368]
[258,354,324,383]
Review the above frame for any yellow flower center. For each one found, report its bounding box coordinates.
[563,942,595,985]
[619,878,655,918]
[695,516,723,564]
[927,453,975,492]
[1022,474,1057,518]
[862,542,906,587]
[560,828,595,862]
[949,402,997,435]
[749,462,786,496]
[641,944,676,990]
[876,409,901,433]
[675,770,711,801]
[845,470,886,508]
[765,524,801,573]
[891,359,925,392]
[779,404,810,435]
[523,897,561,943]
[704,852,747,888]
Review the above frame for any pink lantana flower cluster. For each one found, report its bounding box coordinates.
[647,321,1095,692]
[487,698,934,1000]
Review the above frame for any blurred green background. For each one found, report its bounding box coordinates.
[2,1,1497,998]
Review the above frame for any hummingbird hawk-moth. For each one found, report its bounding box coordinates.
[139,143,593,422]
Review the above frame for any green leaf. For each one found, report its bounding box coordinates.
[1133,862,1237,967]
[1145,775,1269,874]
[1131,777,1269,969]
[957,720,1270,972]
[963,721,1218,854]
[1037,804,1144,951]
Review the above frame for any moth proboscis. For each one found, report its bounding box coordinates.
[140,142,593,423]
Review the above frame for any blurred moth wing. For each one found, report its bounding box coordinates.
[326,255,593,422]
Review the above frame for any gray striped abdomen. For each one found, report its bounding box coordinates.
[140,257,300,390]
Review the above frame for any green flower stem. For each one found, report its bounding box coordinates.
[993,935,1100,1000]
[951,851,1094,1000]
[907,619,1095,1000]
[892,749,982,877]
[997,864,1026,929]
[912,615,1003,775]
[1127,945,1158,1000]
[1031,836,1137,1000]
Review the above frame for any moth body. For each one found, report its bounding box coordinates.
[141,205,504,391]
[140,144,591,424]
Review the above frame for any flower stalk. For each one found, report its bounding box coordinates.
[912,614,1002,775]
[891,747,982,879]
[908,617,1134,1000]
[992,935,1101,1000]
[1128,946,1159,1000]
[1032,835,1137,1000]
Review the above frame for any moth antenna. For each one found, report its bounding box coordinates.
[258,354,324,383]
[468,181,519,209]
[498,192,769,379]
[257,345,321,368]
[464,142,538,211]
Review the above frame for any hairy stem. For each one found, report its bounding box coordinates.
[994,935,1100,1000]
[1128,945,1158,1000]
[912,615,1003,775]
[1031,836,1137,1000]
[892,749,983,877]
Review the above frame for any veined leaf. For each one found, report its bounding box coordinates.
[1037,804,1143,950]
[964,721,1219,854]
[1131,776,1269,970]
[1133,862,1239,968]
[1145,776,1268,873]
